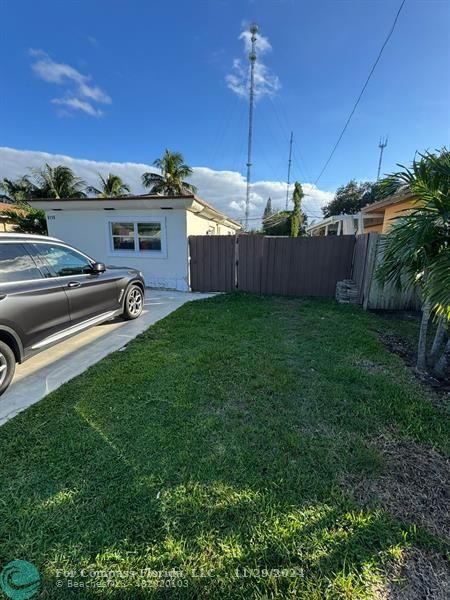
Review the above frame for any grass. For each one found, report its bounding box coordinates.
[0,294,448,599]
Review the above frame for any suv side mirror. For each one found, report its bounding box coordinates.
[91,262,106,273]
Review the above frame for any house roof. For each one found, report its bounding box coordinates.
[361,191,416,215]
[0,202,15,212]
[29,193,242,230]
[0,202,26,218]
[305,213,358,233]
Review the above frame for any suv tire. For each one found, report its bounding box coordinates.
[0,341,16,397]
[123,285,144,320]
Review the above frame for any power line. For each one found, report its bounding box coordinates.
[314,0,406,185]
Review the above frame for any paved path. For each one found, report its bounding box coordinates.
[0,290,213,426]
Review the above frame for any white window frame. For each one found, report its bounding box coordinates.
[105,216,167,258]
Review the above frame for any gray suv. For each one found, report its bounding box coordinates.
[0,233,145,396]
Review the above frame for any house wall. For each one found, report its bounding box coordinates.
[382,199,416,233]
[186,210,237,236]
[363,222,383,233]
[45,209,190,291]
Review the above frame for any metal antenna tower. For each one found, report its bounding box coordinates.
[285,131,293,209]
[377,136,388,180]
[245,23,258,230]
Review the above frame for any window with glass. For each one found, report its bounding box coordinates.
[109,220,163,254]
[137,222,161,251]
[35,244,92,277]
[111,222,135,251]
[0,243,43,283]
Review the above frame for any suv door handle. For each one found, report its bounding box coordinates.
[67,281,81,289]
[0,294,6,301]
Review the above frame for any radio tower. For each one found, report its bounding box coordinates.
[377,136,388,180]
[285,131,293,209]
[245,23,258,230]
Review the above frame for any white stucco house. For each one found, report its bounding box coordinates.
[30,194,241,291]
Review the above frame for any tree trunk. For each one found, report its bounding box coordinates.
[433,337,450,381]
[416,300,431,374]
[429,317,447,366]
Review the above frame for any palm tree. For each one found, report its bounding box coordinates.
[87,173,131,198]
[0,176,41,203]
[142,150,197,195]
[32,163,86,198]
[377,149,450,377]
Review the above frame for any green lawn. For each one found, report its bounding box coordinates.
[0,294,448,599]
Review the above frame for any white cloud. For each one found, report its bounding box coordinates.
[0,147,333,225]
[51,98,103,118]
[29,49,111,117]
[226,28,281,100]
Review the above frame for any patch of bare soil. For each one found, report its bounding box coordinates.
[373,547,450,600]
[380,332,416,367]
[380,332,450,397]
[345,436,450,540]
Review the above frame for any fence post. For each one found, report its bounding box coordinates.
[362,233,380,310]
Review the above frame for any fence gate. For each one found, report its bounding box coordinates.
[189,235,236,292]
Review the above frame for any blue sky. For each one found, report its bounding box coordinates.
[0,0,449,221]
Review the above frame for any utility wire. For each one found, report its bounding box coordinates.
[314,0,406,185]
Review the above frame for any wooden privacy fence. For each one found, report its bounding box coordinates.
[355,232,421,310]
[189,234,356,297]
[189,233,421,309]
[238,235,356,296]
[189,235,236,292]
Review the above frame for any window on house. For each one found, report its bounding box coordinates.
[111,222,135,251]
[109,220,164,255]
[137,222,161,251]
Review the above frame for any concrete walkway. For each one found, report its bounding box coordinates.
[0,290,213,426]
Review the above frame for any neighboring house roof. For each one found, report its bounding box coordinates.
[29,194,242,230]
[306,213,362,236]
[0,202,26,218]
[361,190,416,215]
[307,192,418,236]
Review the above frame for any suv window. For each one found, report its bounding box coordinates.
[0,243,43,283]
[35,244,93,277]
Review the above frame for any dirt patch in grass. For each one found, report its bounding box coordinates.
[345,436,450,541]
[374,547,450,599]
[380,331,450,398]
[380,332,416,367]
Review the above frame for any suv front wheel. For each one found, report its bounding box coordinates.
[0,341,16,397]
[123,285,144,320]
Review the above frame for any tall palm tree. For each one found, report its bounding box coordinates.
[142,150,197,195]
[32,163,86,198]
[377,149,450,376]
[87,173,131,198]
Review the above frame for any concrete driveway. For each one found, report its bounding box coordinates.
[0,290,213,426]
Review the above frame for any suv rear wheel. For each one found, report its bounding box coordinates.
[123,285,144,320]
[0,341,16,397]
